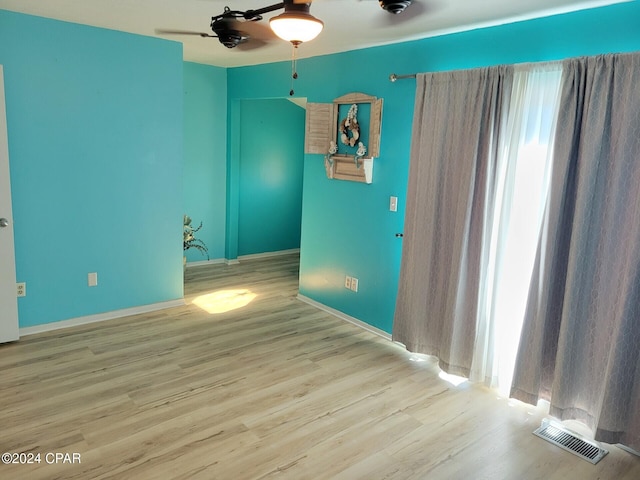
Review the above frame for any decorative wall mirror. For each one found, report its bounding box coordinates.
[305,92,383,183]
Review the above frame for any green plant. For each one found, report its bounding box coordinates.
[183,215,209,259]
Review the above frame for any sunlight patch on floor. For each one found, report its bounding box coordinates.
[192,289,257,314]
[438,371,468,387]
[407,353,426,362]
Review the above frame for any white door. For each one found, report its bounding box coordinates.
[0,65,19,343]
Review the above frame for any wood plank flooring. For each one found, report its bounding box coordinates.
[1,253,638,479]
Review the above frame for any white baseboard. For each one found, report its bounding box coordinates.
[296,294,391,341]
[185,258,226,268]
[186,250,300,267]
[238,248,300,261]
[618,444,640,457]
[19,299,185,337]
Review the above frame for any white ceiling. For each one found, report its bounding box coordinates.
[0,0,630,67]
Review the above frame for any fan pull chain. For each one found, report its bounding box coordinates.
[290,42,299,96]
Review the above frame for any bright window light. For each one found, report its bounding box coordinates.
[192,289,256,314]
[409,354,429,363]
[438,371,468,387]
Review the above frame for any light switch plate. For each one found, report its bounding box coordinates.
[390,196,398,212]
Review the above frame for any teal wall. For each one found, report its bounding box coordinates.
[0,10,184,327]
[2,1,639,331]
[237,99,305,256]
[183,62,227,262]
[228,1,640,333]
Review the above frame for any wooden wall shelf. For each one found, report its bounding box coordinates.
[329,155,373,184]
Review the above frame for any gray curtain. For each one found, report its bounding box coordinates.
[511,52,640,451]
[393,66,513,377]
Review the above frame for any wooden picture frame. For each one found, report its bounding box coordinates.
[305,92,383,183]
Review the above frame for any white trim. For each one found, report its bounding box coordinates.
[185,257,226,268]
[19,299,185,336]
[238,248,300,261]
[297,294,391,341]
[188,250,300,267]
[618,444,640,457]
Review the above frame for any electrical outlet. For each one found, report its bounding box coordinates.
[16,282,26,297]
[345,275,352,289]
[350,277,359,292]
[88,272,98,287]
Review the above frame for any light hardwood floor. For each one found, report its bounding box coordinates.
[1,253,638,479]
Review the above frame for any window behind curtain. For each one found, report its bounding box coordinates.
[474,65,563,396]
[394,63,563,397]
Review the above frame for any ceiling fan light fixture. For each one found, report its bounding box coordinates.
[269,4,324,43]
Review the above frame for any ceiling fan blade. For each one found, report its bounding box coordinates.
[155,29,216,38]
[233,20,278,42]
[236,38,269,51]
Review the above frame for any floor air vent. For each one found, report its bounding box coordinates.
[533,419,608,464]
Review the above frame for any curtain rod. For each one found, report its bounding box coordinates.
[389,58,568,82]
[389,73,417,82]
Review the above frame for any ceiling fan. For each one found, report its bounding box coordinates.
[378,1,414,15]
[156,1,322,51]
[156,6,274,50]
[156,0,417,51]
